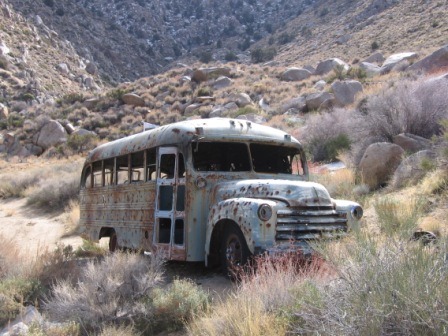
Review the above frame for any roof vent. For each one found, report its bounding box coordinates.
[284,134,291,141]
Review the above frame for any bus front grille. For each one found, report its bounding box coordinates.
[276,207,347,241]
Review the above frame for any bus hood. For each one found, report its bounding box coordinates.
[213,179,334,208]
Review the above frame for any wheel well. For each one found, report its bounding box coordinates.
[208,219,240,267]
[99,227,115,240]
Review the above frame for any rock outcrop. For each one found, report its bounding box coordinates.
[281,67,312,81]
[315,58,350,75]
[331,80,363,106]
[408,45,448,73]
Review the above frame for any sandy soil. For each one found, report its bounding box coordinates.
[0,198,83,256]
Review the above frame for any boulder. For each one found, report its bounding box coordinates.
[391,150,437,189]
[122,93,145,107]
[192,67,231,82]
[359,142,404,189]
[381,52,418,74]
[224,102,239,111]
[85,61,97,75]
[393,133,431,153]
[0,41,10,56]
[331,80,363,106]
[184,103,202,115]
[83,98,100,109]
[280,96,307,114]
[213,76,232,89]
[281,67,312,81]
[64,123,76,134]
[56,63,70,75]
[362,52,385,64]
[359,62,382,77]
[24,144,43,156]
[408,45,448,73]
[0,103,8,119]
[258,98,271,113]
[236,114,267,124]
[229,93,252,107]
[303,65,316,74]
[315,58,350,75]
[314,80,326,90]
[305,92,334,111]
[35,120,68,150]
[209,107,226,118]
[23,119,36,133]
[72,128,96,137]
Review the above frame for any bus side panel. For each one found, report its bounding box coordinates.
[79,182,156,250]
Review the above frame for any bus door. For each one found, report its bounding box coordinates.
[154,147,186,260]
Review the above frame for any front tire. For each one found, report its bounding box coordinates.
[220,225,251,278]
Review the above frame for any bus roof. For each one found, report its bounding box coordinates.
[85,118,302,164]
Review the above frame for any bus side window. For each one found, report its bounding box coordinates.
[146,148,156,181]
[83,166,92,188]
[104,158,115,185]
[159,154,175,179]
[116,155,129,184]
[178,153,185,178]
[131,151,144,183]
[92,161,102,187]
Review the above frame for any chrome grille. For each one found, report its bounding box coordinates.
[276,206,347,241]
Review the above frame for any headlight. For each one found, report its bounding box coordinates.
[351,205,363,220]
[258,204,273,221]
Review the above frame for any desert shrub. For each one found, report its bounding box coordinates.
[0,277,44,326]
[151,279,209,332]
[27,321,80,336]
[300,108,354,162]
[251,47,277,63]
[360,78,448,141]
[45,252,164,333]
[66,133,98,153]
[0,169,45,198]
[188,254,323,336]
[74,239,107,258]
[0,55,8,69]
[106,88,129,102]
[225,51,238,61]
[59,93,85,105]
[294,235,448,335]
[199,51,213,63]
[26,173,79,211]
[233,105,259,117]
[374,196,427,238]
[197,86,213,97]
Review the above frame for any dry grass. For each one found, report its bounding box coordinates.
[188,254,329,336]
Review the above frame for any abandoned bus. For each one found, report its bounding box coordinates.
[79,118,363,272]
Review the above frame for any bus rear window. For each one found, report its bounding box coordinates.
[250,144,304,175]
[192,142,250,172]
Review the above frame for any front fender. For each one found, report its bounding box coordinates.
[333,199,363,230]
[205,197,279,256]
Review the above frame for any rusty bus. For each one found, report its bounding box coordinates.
[79,118,363,274]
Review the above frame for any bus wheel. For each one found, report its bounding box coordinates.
[220,225,250,279]
[109,231,118,252]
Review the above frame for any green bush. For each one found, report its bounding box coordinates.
[66,133,97,153]
[225,51,238,61]
[151,279,209,332]
[251,47,277,63]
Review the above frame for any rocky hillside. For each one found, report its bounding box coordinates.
[5,0,447,84]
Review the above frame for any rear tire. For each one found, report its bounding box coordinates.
[220,225,250,279]
[109,231,118,252]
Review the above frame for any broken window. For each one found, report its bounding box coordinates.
[130,151,144,183]
[82,166,92,188]
[116,155,129,184]
[104,158,115,185]
[146,148,157,181]
[192,142,251,172]
[92,161,102,187]
[250,144,304,175]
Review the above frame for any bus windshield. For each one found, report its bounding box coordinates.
[250,143,304,174]
[192,142,304,175]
